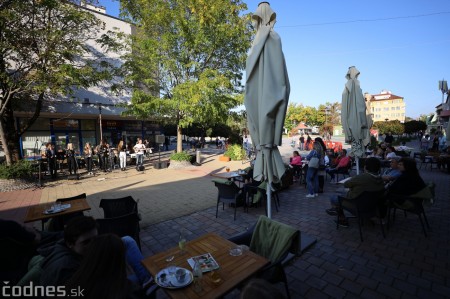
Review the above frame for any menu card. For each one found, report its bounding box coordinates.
[187,253,219,273]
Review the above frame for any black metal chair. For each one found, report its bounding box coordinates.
[387,182,435,237]
[99,196,139,218]
[96,212,142,250]
[47,193,87,231]
[337,190,386,242]
[213,179,244,221]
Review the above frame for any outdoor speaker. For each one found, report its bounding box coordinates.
[155,135,165,144]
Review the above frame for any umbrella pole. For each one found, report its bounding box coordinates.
[267,179,272,219]
[356,157,360,175]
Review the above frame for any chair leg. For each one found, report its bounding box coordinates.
[216,201,219,218]
[358,218,364,242]
[280,268,291,299]
[418,214,428,237]
[379,218,386,238]
[233,204,237,221]
[422,211,430,229]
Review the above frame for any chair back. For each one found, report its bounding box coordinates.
[249,216,299,263]
[99,196,138,218]
[344,191,385,217]
[48,193,87,231]
[214,181,240,200]
[56,193,86,202]
[96,212,141,249]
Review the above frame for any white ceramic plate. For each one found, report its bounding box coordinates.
[155,267,193,289]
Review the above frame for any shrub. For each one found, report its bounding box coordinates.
[224,144,246,161]
[0,159,35,179]
[170,151,192,162]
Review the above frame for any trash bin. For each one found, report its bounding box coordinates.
[195,150,202,165]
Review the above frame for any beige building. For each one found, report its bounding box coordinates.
[365,90,406,123]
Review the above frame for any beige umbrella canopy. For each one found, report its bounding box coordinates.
[341,66,371,174]
[245,2,290,218]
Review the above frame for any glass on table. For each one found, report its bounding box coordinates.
[225,167,230,172]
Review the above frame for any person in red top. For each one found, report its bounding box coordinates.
[290,151,303,181]
[326,149,351,181]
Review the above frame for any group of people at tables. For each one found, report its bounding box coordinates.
[2,216,287,299]
[41,138,151,179]
[288,137,429,228]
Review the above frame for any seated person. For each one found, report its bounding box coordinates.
[326,149,351,181]
[39,216,153,292]
[384,146,397,160]
[65,234,154,299]
[381,156,402,185]
[386,157,426,205]
[325,157,385,227]
[289,151,303,181]
[0,220,62,284]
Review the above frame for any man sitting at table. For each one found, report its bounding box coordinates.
[325,157,385,227]
[381,156,402,186]
[325,149,351,181]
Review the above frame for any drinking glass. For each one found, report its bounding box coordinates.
[179,229,187,254]
[225,167,230,172]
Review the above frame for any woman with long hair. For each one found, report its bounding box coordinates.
[65,234,134,299]
[314,137,327,193]
[66,143,77,175]
[118,140,127,171]
[387,157,426,198]
[84,142,93,175]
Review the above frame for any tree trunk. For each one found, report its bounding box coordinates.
[0,118,12,165]
[177,125,183,153]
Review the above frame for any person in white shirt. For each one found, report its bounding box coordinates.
[133,139,146,167]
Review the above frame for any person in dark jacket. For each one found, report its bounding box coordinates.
[40,216,98,286]
[386,157,426,205]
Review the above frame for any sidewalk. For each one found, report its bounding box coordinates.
[1,138,449,298]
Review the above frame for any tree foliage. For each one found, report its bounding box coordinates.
[120,0,252,152]
[0,0,121,164]
[373,120,404,135]
[403,120,427,135]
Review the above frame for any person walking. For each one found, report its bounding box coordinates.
[84,142,93,175]
[299,134,305,151]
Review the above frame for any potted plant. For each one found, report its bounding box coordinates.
[168,151,194,169]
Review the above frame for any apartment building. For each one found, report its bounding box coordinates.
[12,2,163,158]
[365,90,406,123]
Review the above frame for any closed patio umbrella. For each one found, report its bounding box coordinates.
[341,66,371,175]
[245,2,290,218]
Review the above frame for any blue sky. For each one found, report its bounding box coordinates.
[98,0,450,118]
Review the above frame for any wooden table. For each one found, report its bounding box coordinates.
[24,198,91,225]
[210,171,243,180]
[142,233,269,299]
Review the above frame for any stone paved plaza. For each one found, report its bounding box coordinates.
[1,138,449,298]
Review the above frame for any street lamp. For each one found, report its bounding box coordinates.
[324,106,330,124]
[97,103,103,142]
[439,79,448,104]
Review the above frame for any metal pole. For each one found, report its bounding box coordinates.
[99,105,103,142]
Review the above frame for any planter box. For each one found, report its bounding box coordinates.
[219,155,231,162]
[153,161,169,169]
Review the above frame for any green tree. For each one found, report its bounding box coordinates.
[0,0,121,165]
[373,120,404,136]
[403,120,427,135]
[120,0,252,152]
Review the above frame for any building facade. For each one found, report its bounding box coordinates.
[11,2,163,158]
[365,90,406,123]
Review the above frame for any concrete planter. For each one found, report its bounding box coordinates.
[219,155,231,162]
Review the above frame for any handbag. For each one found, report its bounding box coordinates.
[308,156,319,168]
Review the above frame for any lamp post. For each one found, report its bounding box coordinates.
[97,103,103,142]
[439,79,448,104]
